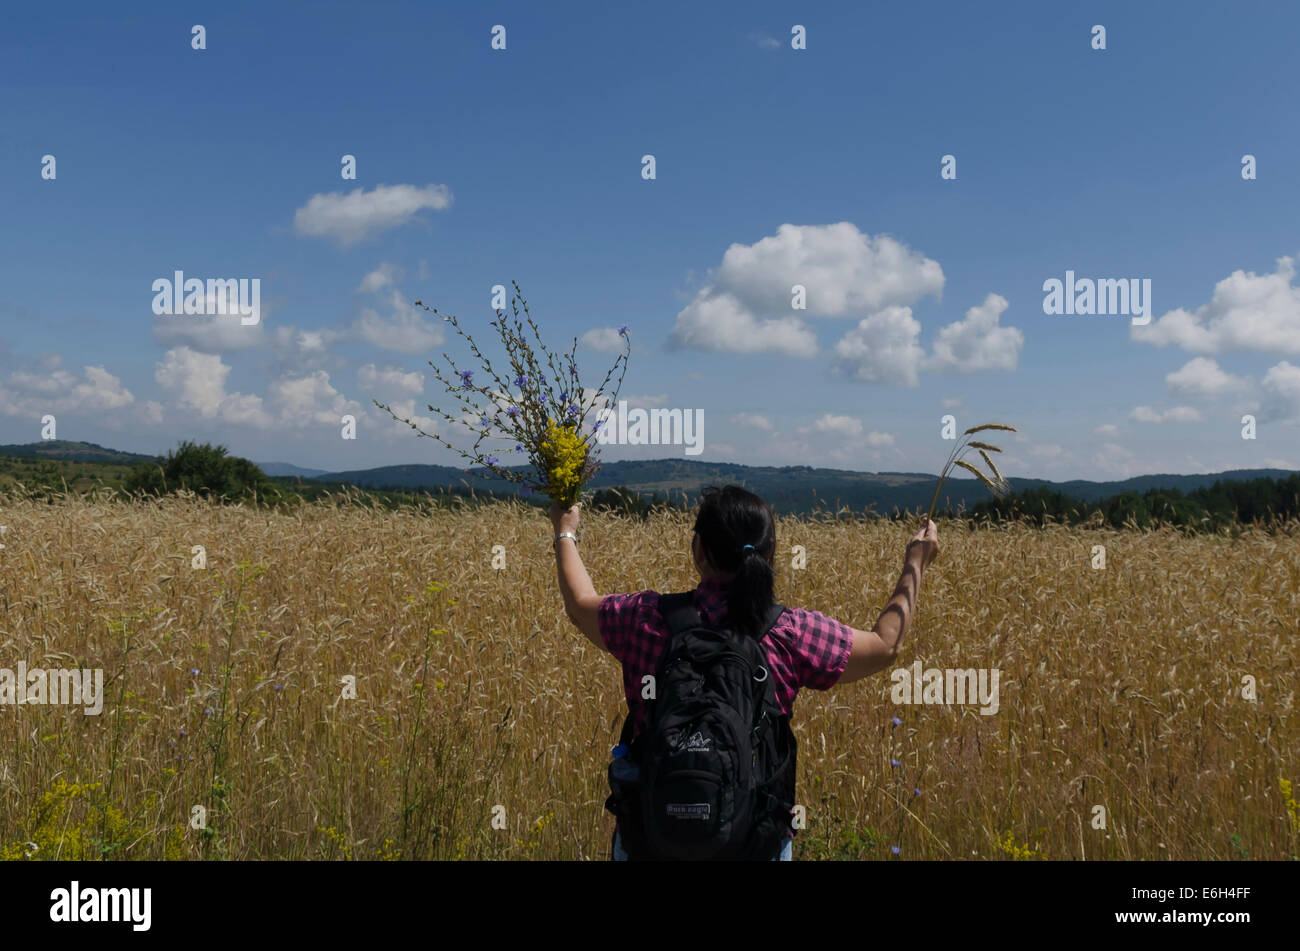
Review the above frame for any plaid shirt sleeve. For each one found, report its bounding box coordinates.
[598,590,658,665]
[786,607,854,690]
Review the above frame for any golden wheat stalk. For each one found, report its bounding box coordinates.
[977,449,1004,486]
[925,421,1017,521]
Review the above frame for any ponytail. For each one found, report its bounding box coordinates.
[694,485,776,638]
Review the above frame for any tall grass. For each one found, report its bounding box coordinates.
[0,491,1296,860]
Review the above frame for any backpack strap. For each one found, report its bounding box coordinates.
[657,591,788,641]
[760,603,787,639]
[657,591,702,639]
[615,594,697,758]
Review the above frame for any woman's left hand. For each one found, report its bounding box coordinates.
[549,503,581,535]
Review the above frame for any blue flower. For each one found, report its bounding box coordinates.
[459,369,474,386]
[890,758,901,767]
[204,708,213,717]
[189,668,200,676]
[618,325,628,337]
[273,684,283,692]
[485,455,499,465]
[593,420,603,432]
[515,443,524,452]
[513,375,528,388]
[913,787,922,797]
[891,846,901,855]
[559,392,568,403]
[567,404,580,418]
[480,415,491,428]
[506,406,520,418]
[891,716,902,726]
[538,392,548,404]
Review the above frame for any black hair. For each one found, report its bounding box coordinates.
[693,484,776,638]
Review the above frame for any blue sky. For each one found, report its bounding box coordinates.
[2,0,1298,481]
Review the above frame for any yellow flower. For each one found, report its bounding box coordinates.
[539,419,587,506]
[1282,777,1299,833]
[998,829,1040,860]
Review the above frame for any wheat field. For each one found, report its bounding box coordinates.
[0,492,1296,861]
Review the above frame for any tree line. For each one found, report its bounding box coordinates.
[966,475,1300,531]
[116,441,1300,530]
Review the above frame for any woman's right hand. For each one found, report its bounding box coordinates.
[905,516,940,570]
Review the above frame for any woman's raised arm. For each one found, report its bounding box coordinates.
[550,503,605,650]
[837,518,939,684]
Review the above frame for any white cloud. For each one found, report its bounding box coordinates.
[358,363,423,395]
[155,348,227,413]
[1161,406,1204,423]
[580,327,626,353]
[150,282,269,353]
[1093,423,1121,437]
[78,366,135,410]
[831,306,925,386]
[925,293,1023,373]
[352,291,444,352]
[357,262,404,293]
[1131,256,1300,355]
[293,184,453,247]
[748,32,780,49]
[801,414,896,447]
[622,393,669,409]
[1259,360,1300,422]
[1130,405,1204,423]
[154,346,272,427]
[271,325,344,370]
[720,223,944,316]
[221,392,275,427]
[153,315,265,353]
[941,396,963,409]
[809,413,862,437]
[0,364,135,417]
[142,401,164,425]
[669,291,818,356]
[733,413,773,431]
[154,344,377,433]
[269,370,364,427]
[1164,357,1251,399]
[373,397,438,439]
[669,223,944,357]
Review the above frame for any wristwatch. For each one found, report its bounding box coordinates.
[554,532,579,547]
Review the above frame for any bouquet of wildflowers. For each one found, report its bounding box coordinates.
[373,281,630,507]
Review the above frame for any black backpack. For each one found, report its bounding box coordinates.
[604,591,798,860]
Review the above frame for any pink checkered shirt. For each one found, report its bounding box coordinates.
[598,575,854,738]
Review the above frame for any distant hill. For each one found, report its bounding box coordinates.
[0,440,156,466]
[0,441,1292,517]
[257,462,329,479]
[314,458,1300,516]
[1000,470,1299,503]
